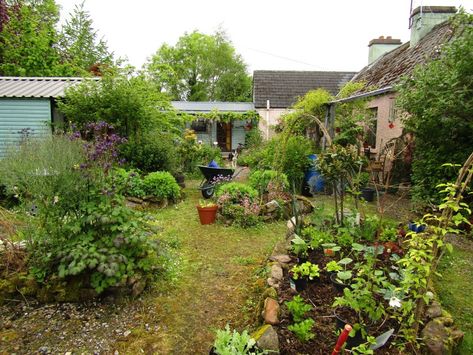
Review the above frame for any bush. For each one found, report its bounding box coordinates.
[0,126,168,294]
[120,132,179,174]
[0,135,88,211]
[112,168,146,198]
[216,182,258,203]
[177,130,223,175]
[249,170,288,194]
[216,182,260,227]
[238,135,313,190]
[40,195,163,293]
[142,171,180,201]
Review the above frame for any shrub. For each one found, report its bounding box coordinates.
[177,131,223,175]
[142,171,180,201]
[0,135,88,212]
[41,195,163,293]
[249,170,288,194]
[120,132,179,174]
[216,183,260,227]
[112,168,145,198]
[0,125,168,294]
[216,182,258,203]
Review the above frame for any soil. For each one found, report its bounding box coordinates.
[277,249,405,355]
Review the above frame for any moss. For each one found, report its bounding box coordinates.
[251,324,271,341]
[0,329,19,342]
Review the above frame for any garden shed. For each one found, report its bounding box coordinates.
[0,77,90,157]
[171,101,256,152]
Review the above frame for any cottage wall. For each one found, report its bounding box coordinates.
[367,94,403,155]
[256,108,291,139]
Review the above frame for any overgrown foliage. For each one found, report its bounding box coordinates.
[0,124,168,293]
[397,12,473,203]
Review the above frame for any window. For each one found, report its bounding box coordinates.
[366,107,377,148]
[191,119,208,132]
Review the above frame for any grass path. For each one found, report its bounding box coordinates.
[436,236,473,354]
[118,182,286,354]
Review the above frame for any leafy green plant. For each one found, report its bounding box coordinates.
[285,295,313,322]
[325,260,342,273]
[397,12,473,203]
[216,183,258,203]
[291,262,320,281]
[213,325,264,355]
[287,318,316,342]
[336,258,354,283]
[198,199,217,208]
[301,226,333,250]
[113,168,146,198]
[291,235,309,258]
[120,132,179,174]
[142,171,180,201]
[177,130,223,175]
[249,170,288,195]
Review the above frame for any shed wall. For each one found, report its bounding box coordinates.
[0,98,51,156]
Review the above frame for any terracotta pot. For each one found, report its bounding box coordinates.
[324,248,335,257]
[196,205,218,225]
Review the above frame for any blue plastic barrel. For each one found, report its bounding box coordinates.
[304,154,324,194]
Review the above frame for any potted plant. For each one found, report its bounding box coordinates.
[289,262,320,292]
[291,234,309,263]
[325,258,353,292]
[357,172,375,202]
[322,242,340,257]
[197,199,218,225]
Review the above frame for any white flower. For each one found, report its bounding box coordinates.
[53,196,59,204]
[389,296,402,308]
[426,291,434,299]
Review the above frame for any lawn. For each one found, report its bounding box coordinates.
[115,180,286,353]
[436,236,473,354]
[0,180,286,354]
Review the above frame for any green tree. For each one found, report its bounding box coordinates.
[0,0,63,76]
[58,75,181,138]
[145,30,252,101]
[58,1,114,76]
[397,12,473,203]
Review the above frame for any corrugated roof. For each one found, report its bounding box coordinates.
[171,101,255,113]
[351,21,455,93]
[0,77,98,98]
[253,70,356,108]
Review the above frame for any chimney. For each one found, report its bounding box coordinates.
[410,6,456,47]
[368,36,402,64]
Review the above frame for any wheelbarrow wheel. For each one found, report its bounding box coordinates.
[201,182,215,199]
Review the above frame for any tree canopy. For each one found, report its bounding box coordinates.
[397,12,473,202]
[58,1,114,75]
[145,30,252,102]
[0,0,115,76]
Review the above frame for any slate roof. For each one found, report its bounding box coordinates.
[171,101,254,113]
[253,70,356,108]
[351,21,455,94]
[0,77,97,98]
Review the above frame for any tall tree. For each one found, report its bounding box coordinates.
[146,30,252,102]
[0,0,63,76]
[58,1,114,76]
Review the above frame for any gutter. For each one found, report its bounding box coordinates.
[329,86,394,104]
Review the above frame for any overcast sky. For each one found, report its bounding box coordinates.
[56,0,473,73]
